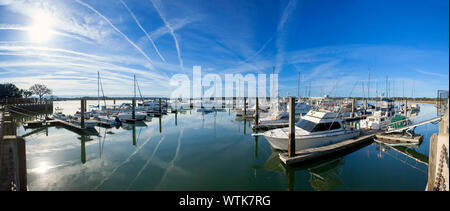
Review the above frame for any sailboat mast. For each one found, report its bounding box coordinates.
[368,69,370,101]
[98,71,100,108]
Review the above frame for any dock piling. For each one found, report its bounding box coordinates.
[288,97,296,158]
[132,98,136,121]
[80,99,85,129]
[244,97,247,116]
[255,97,259,126]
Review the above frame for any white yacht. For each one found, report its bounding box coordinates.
[69,117,98,128]
[360,99,396,130]
[52,107,69,121]
[286,101,312,116]
[263,110,360,151]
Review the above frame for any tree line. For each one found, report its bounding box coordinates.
[0,83,52,100]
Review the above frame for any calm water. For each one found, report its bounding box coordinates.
[14,100,439,191]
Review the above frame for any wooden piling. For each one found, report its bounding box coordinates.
[80,99,85,129]
[159,98,162,114]
[288,97,296,158]
[351,98,355,118]
[244,97,247,116]
[255,97,259,126]
[132,98,136,121]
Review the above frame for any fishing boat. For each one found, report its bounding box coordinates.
[262,110,360,151]
[360,99,397,130]
[287,101,312,116]
[69,116,98,128]
[51,107,69,121]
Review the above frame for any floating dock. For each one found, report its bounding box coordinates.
[279,130,377,165]
[252,122,288,130]
[24,119,98,135]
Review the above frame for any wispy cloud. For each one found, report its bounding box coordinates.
[415,69,448,77]
[151,0,183,71]
[119,0,166,62]
[75,0,155,68]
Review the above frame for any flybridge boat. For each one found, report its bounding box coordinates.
[262,110,360,151]
[287,101,312,116]
[360,99,396,130]
[52,108,69,121]
[117,104,147,122]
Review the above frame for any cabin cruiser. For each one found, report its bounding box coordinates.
[287,101,312,116]
[410,103,420,112]
[52,108,69,121]
[263,110,360,151]
[69,116,98,128]
[360,99,396,130]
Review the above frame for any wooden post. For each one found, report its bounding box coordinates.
[405,99,408,116]
[17,136,27,191]
[351,98,355,118]
[244,97,247,116]
[113,99,116,105]
[255,97,259,126]
[132,98,136,121]
[363,99,367,115]
[80,99,85,129]
[288,97,296,157]
[159,98,162,114]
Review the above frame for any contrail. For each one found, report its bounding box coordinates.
[92,132,160,190]
[75,0,155,68]
[127,135,166,190]
[150,0,183,71]
[119,0,166,62]
[156,126,183,189]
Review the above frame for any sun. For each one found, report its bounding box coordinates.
[28,11,55,43]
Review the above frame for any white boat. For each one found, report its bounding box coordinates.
[52,108,69,121]
[117,111,147,122]
[360,99,396,130]
[263,110,360,151]
[287,101,312,115]
[69,118,98,129]
[97,115,118,126]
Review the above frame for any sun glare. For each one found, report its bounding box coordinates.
[28,11,55,42]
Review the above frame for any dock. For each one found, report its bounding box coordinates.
[24,118,98,135]
[252,122,289,130]
[279,130,377,165]
[0,109,27,191]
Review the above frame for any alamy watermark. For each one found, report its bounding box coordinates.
[170,66,278,107]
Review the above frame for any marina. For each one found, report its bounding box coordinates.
[0,0,448,194]
[1,97,447,191]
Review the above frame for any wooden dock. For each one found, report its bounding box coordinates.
[279,131,377,165]
[24,119,98,135]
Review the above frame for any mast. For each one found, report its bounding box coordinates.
[97,71,100,108]
[297,72,300,99]
[368,69,370,101]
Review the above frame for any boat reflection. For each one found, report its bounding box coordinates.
[253,151,345,191]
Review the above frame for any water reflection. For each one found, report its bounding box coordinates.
[253,151,345,191]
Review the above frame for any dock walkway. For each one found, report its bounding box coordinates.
[279,130,377,165]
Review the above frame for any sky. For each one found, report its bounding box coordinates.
[0,0,448,98]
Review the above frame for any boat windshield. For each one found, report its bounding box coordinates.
[295,119,316,132]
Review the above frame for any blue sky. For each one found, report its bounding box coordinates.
[0,0,448,97]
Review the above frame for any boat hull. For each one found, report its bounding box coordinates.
[263,130,360,151]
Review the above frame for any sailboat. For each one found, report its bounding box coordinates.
[117,75,147,122]
[92,71,119,127]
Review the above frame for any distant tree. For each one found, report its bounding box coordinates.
[21,89,33,98]
[29,84,52,100]
[0,83,22,98]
